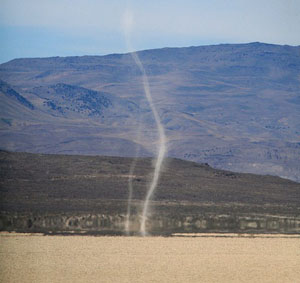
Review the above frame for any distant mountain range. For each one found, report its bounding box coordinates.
[0,42,299,181]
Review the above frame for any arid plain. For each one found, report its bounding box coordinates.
[0,233,299,283]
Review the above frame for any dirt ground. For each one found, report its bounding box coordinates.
[0,233,299,283]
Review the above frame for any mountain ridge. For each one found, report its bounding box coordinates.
[0,42,299,181]
[2,41,299,64]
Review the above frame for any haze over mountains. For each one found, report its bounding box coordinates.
[0,42,299,181]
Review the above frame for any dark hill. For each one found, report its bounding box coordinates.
[0,80,34,110]
[0,151,299,234]
[31,83,112,117]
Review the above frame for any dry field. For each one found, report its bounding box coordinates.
[0,233,299,283]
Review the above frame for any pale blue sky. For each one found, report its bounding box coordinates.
[1,0,299,63]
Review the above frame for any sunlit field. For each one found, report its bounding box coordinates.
[0,233,299,283]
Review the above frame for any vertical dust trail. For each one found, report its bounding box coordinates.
[123,8,141,235]
[135,53,166,236]
[125,120,142,235]
[123,9,167,236]
[125,160,135,234]
[125,162,136,234]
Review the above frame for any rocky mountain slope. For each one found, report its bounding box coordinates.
[0,42,299,181]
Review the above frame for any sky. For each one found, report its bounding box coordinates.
[0,0,300,63]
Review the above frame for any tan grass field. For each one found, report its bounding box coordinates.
[0,233,299,283]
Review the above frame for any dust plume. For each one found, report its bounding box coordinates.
[124,121,142,235]
[122,8,167,236]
